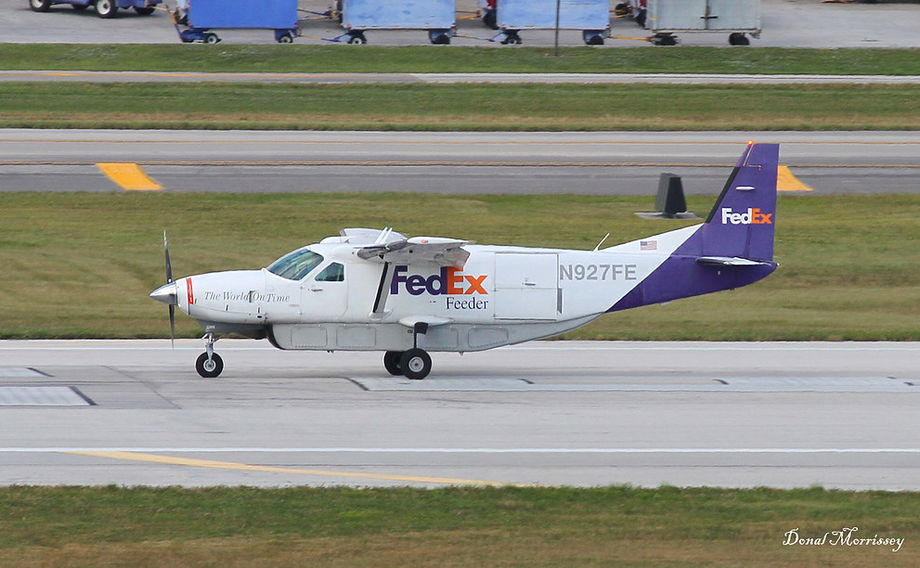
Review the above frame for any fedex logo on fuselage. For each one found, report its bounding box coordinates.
[721,207,773,225]
[391,265,488,296]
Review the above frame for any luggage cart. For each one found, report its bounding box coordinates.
[28,0,162,19]
[493,0,611,46]
[174,0,299,44]
[639,0,761,46]
[335,0,456,45]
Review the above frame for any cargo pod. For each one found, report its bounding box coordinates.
[494,0,611,46]
[175,0,299,44]
[337,0,455,45]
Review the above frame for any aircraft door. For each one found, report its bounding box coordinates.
[300,261,348,321]
[493,253,560,320]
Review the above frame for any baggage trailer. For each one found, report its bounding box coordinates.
[29,0,162,19]
[337,0,455,45]
[176,0,299,44]
[640,0,761,46]
[493,0,611,46]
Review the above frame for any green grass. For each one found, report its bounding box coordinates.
[0,485,917,567]
[2,45,920,75]
[1,82,917,130]
[0,192,918,340]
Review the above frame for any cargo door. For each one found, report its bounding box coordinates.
[494,253,559,320]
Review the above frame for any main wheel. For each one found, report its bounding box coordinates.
[95,0,118,18]
[347,35,366,45]
[196,352,224,378]
[204,32,221,44]
[29,0,52,12]
[134,6,155,15]
[383,351,403,376]
[276,32,294,44]
[399,348,431,381]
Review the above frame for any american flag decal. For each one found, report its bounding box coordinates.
[640,240,657,251]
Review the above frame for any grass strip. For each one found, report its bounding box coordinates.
[0,82,917,131]
[1,45,920,75]
[0,485,917,567]
[0,192,917,340]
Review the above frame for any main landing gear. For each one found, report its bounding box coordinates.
[196,332,223,378]
[382,322,433,380]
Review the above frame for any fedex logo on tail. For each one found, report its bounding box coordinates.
[721,207,773,225]
[391,266,488,296]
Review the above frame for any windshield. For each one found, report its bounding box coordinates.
[266,248,324,280]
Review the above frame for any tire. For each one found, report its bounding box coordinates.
[277,32,294,44]
[134,6,155,15]
[95,0,118,18]
[399,349,432,381]
[347,35,366,45]
[383,351,403,376]
[204,32,221,44]
[729,33,750,46]
[196,352,224,378]
[29,0,52,12]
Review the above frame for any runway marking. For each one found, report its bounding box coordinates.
[66,451,533,487]
[4,160,920,169]
[96,162,162,191]
[777,165,813,192]
[0,447,915,454]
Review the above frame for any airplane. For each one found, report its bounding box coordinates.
[150,142,779,380]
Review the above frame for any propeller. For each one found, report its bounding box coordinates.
[164,231,176,349]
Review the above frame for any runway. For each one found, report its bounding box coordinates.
[2,130,918,194]
[0,340,917,490]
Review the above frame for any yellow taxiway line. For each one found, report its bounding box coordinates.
[96,162,162,191]
[777,165,814,192]
[68,450,535,487]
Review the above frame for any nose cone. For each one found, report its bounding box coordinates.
[150,281,178,305]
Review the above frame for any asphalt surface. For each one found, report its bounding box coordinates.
[1,130,917,194]
[0,340,917,489]
[2,0,918,47]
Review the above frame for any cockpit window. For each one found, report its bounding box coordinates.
[316,262,345,282]
[267,249,324,280]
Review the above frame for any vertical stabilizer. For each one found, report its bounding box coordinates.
[700,142,778,261]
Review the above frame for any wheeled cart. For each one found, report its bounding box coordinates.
[492,0,611,46]
[175,0,299,44]
[640,0,761,46]
[28,0,162,19]
[336,0,456,45]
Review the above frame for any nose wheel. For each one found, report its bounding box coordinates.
[196,332,223,378]
[196,352,223,378]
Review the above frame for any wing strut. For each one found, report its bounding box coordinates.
[371,262,393,316]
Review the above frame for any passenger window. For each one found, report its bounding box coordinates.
[315,262,345,282]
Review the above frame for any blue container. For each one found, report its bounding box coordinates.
[188,0,297,29]
[342,0,455,30]
[498,0,610,30]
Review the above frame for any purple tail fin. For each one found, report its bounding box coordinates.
[700,142,778,261]
[607,143,778,313]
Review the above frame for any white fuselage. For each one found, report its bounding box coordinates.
[171,225,698,353]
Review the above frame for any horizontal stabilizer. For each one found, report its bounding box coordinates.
[696,256,772,267]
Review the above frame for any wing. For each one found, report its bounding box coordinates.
[355,235,470,269]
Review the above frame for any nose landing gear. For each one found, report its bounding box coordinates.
[196,332,223,378]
